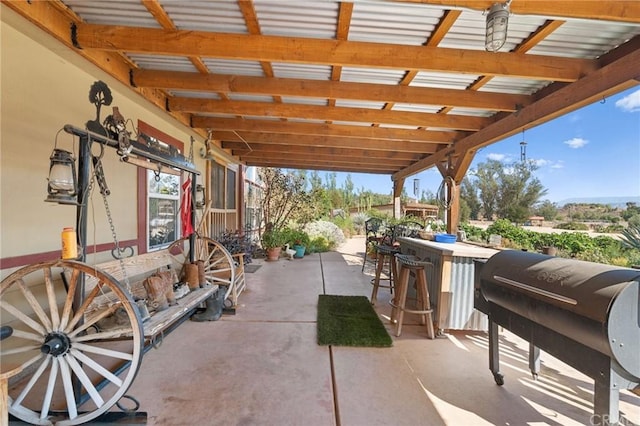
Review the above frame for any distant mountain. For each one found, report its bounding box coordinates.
[557,196,640,208]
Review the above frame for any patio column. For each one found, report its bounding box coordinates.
[439,150,476,234]
[392,178,405,218]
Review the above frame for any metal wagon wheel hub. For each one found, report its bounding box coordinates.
[40,333,71,357]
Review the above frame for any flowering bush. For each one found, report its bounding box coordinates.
[304,220,346,250]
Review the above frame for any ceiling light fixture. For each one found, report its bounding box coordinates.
[485,0,511,52]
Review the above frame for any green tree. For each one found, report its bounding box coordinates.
[463,159,547,222]
[460,178,481,220]
[342,174,355,208]
[258,168,314,232]
[533,200,558,221]
[622,202,640,221]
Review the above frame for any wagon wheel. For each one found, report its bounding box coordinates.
[0,260,143,425]
[168,236,236,302]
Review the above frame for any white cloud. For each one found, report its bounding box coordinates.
[551,161,564,169]
[487,153,506,161]
[615,89,640,112]
[532,158,549,167]
[564,137,588,149]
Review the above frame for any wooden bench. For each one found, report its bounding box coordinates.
[81,248,217,340]
[82,236,247,337]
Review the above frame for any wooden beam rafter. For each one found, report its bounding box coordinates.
[215,131,442,153]
[194,117,463,143]
[132,70,528,112]
[172,99,492,131]
[223,142,424,160]
[74,24,594,82]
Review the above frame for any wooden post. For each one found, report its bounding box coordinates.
[446,179,459,235]
[392,178,405,219]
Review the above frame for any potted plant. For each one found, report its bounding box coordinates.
[286,229,310,258]
[261,228,286,261]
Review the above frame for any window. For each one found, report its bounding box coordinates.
[211,162,225,209]
[147,171,180,250]
[226,168,236,209]
[210,162,237,210]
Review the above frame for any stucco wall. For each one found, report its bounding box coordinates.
[0,7,233,277]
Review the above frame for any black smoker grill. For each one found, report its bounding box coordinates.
[474,250,640,425]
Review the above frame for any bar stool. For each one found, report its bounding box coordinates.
[370,244,399,305]
[390,254,435,339]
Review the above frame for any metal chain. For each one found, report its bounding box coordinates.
[91,150,133,295]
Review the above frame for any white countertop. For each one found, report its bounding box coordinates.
[398,237,499,258]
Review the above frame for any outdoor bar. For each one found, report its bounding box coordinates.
[398,237,498,333]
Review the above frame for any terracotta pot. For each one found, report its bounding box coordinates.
[266,246,282,261]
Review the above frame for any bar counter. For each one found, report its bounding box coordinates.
[397,237,499,333]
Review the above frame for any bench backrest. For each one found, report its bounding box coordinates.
[83,249,174,296]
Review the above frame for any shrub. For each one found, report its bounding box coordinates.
[304,220,346,249]
[554,221,589,231]
[282,228,311,247]
[351,212,368,234]
[331,215,355,238]
[216,229,258,264]
[308,236,331,253]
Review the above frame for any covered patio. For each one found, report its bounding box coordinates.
[126,237,640,425]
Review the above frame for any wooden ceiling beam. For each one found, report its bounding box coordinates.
[393,37,640,181]
[223,142,424,160]
[215,131,441,153]
[171,99,492,131]
[394,1,640,24]
[243,159,398,174]
[239,152,414,167]
[193,117,463,143]
[132,70,528,112]
[74,24,594,82]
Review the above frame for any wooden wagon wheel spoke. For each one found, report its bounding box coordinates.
[40,357,59,420]
[72,328,133,343]
[58,355,79,420]
[65,354,105,409]
[67,303,121,339]
[8,328,46,343]
[64,284,103,334]
[1,260,144,425]
[0,344,41,356]
[72,342,134,361]
[15,278,53,333]
[59,268,80,331]
[0,299,47,336]
[12,355,51,407]
[44,267,61,330]
[69,349,123,387]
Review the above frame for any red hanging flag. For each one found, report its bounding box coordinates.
[181,177,194,237]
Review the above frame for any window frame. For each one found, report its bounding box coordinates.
[136,120,185,254]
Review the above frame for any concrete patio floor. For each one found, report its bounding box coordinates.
[126,237,639,426]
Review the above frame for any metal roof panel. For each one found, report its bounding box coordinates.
[161,0,247,33]
[253,0,339,39]
[202,59,265,76]
[349,1,443,45]
[63,0,159,27]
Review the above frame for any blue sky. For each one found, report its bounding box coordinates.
[320,86,640,204]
